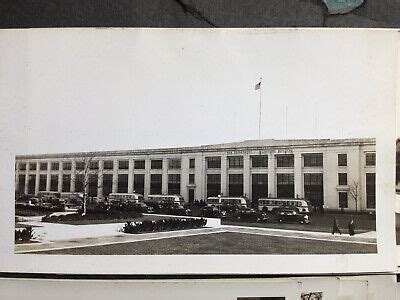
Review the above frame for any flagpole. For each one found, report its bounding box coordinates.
[258,77,262,140]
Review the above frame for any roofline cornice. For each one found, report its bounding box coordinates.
[15,138,376,160]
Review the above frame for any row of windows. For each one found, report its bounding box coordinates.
[17,152,376,172]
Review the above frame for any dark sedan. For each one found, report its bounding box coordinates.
[275,206,310,224]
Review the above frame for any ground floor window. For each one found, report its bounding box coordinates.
[118,174,128,193]
[62,174,71,192]
[339,192,348,208]
[304,173,324,208]
[150,174,162,194]
[75,174,84,193]
[366,173,376,209]
[229,174,243,197]
[103,174,113,197]
[276,173,294,198]
[134,174,145,195]
[39,174,47,191]
[50,174,58,191]
[168,174,181,195]
[18,175,25,194]
[89,174,98,197]
[207,174,221,197]
[28,175,35,194]
[251,174,268,207]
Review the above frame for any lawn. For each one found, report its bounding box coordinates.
[36,232,377,255]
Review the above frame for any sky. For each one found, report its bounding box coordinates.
[0,28,397,155]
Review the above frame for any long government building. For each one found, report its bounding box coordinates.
[15,138,376,212]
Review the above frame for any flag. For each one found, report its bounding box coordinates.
[255,81,261,90]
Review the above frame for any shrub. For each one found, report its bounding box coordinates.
[41,210,143,223]
[15,226,34,243]
[122,217,207,234]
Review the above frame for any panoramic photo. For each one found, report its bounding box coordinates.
[11,29,382,256]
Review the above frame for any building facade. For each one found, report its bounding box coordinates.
[15,138,376,211]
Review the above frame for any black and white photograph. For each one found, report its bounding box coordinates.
[0,28,396,275]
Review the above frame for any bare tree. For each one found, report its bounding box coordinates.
[72,153,102,215]
[349,180,360,212]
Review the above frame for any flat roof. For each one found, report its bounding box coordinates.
[16,138,376,160]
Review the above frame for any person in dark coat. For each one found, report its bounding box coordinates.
[332,216,341,235]
[348,219,355,236]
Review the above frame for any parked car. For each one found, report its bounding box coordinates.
[161,203,192,216]
[274,206,310,224]
[200,206,226,218]
[228,208,269,223]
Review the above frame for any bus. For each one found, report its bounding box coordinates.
[258,198,310,213]
[147,194,185,205]
[206,196,248,209]
[108,193,145,203]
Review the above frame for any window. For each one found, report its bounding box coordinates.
[39,175,47,191]
[63,162,72,171]
[228,174,243,196]
[134,174,145,195]
[338,154,347,166]
[103,160,113,170]
[206,157,221,169]
[135,160,145,169]
[89,161,99,170]
[168,158,181,169]
[76,161,85,170]
[151,159,163,169]
[189,158,195,169]
[102,174,113,196]
[303,153,323,167]
[276,173,294,198]
[366,153,376,166]
[252,174,268,202]
[168,174,181,195]
[119,160,129,170]
[89,174,98,197]
[304,173,324,207]
[276,155,294,168]
[228,156,243,168]
[40,163,48,171]
[251,155,268,168]
[304,173,323,185]
[118,174,128,193]
[366,173,376,209]
[277,173,294,185]
[338,173,347,185]
[51,162,59,171]
[17,175,25,194]
[150,174,162,194]
[29,163,37,171]
[189,174,195,184]
[50,174,58,191]
[19,163,26,171]
[207,174,221,197]
[28,175,35,194]
[62,174,71,192]
[339,192,348,208]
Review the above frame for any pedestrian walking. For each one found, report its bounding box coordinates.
[332,216,341,235]
[348,219,355,236]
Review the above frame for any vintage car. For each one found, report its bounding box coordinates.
[274,206,310,224]
[200,206,226,218]
[227,208,269,223]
